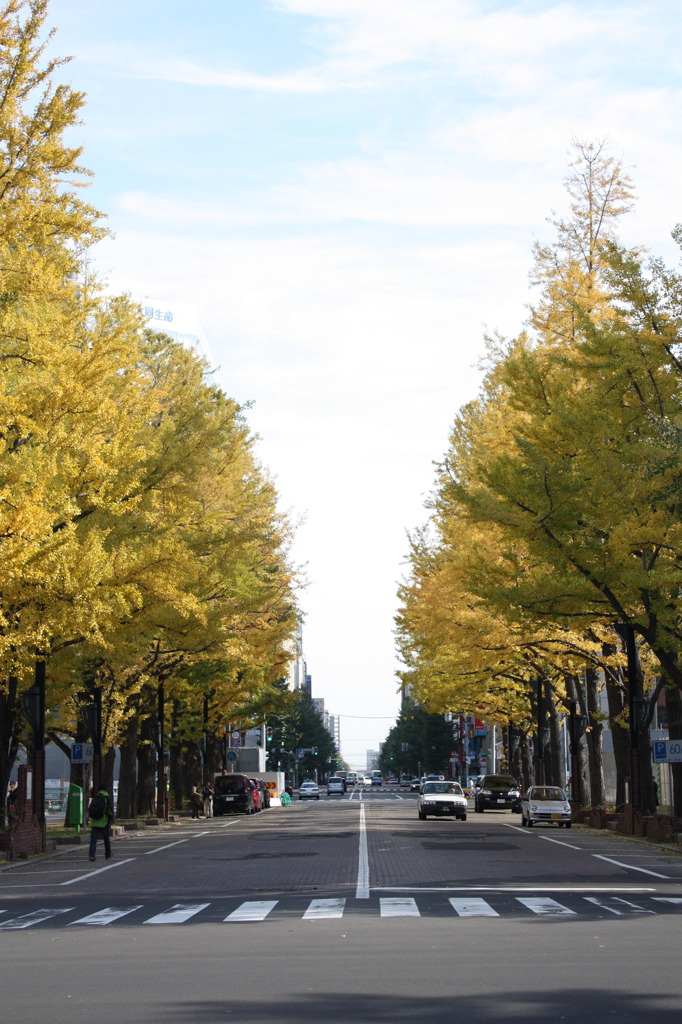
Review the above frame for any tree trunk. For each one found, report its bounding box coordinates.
[665,686,682,818]
[117,713,138,819]
[518,729,533,791]
[0,677,21,826]
[546,691,562,786]
[602,656,629,809]
[563,675,587,806]
[137,712,158,816]
[585,666,606,807]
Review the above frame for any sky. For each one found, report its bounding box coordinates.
[45,0,682,770]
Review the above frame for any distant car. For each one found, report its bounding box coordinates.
[474,775,521,813]
[327,777,345,795]
[299,781,320,800]
[409,778,421,792]
[388,777,399,786]
[371,775,383,787]
[362,776,372,785]
[418,781,467,820]
[399,775,413,788]
[521,786,572,828]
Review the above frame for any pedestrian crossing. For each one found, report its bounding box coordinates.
[1,894,681,930]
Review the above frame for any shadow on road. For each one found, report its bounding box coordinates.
[162,989,679,1023]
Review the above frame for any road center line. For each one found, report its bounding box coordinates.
[356,802,370,899]
[60,858,135,885]
[592,854,670,879]
[539,835,582,850]
[145,839,191,854]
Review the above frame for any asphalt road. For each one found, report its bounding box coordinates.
[2,788,682,1022]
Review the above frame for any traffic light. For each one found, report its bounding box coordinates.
[266,726,273,742]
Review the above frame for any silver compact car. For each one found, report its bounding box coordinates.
[327,777,345,795]
[298,781,320,800]
[521,786,572,827]
[418,781,468,820]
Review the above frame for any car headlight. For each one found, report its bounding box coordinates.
[481,789,491,796]
[563,804,571,812]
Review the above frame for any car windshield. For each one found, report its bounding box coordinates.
[484,777,517,788]
[530,787,565,801]
[424,782,462,794]
[214,777,244,794]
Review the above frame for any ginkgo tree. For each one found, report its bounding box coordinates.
[397,141,682,815]
[0,1,301,821]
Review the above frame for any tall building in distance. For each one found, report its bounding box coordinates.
[366,748,382,771]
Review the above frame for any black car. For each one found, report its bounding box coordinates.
[212,773,256,815]
[474,774,521,813]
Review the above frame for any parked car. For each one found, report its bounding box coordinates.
[327,777,345,795]
[474,775,521,813]
[212,773,256,815]
[418,781,468,820]
[252,778,270,809]
[520,786,572,828]
[299,780,320,800]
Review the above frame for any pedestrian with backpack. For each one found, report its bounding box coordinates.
[88,785,113,862]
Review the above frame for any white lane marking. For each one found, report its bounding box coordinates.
[380,897,420,918]
[303,898,346,920]
[584,896,655,915]
[373,885,654,893]
[449,898,499,918]
[592,855,670,879]
[145,839,191,855]
[143,902,209,924]
[356,801,370,899]
[517,897,576,916]
[224,901,278,922]
[539,835,582,850]
[60,859,135,885]
[70,906,142,926]
[0,907,74,930]
[653,897,682,905]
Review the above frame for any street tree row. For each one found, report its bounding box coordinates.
[396,141,682,816]
[0,0,300,820]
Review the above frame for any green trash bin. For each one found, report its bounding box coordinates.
[68,784,83,829]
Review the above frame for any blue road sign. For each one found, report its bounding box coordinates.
[653,739,682,763]
[70,743,94,764]
[226,749,238,762]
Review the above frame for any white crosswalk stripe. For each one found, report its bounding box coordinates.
[380,897,420,918]
[303,898,346,920]
[449,897,499,917]
[143,902,210,924]
[516,897,576,916]
[71,906,143,926]
[224,900,278,922]
[0,908,74,930]
[583,896,654,915]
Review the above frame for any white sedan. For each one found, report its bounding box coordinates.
[298,781,320,800]
[520,786,572,827]
[418,781,468,820]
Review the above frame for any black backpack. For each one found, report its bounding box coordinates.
[88,793,106,819]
